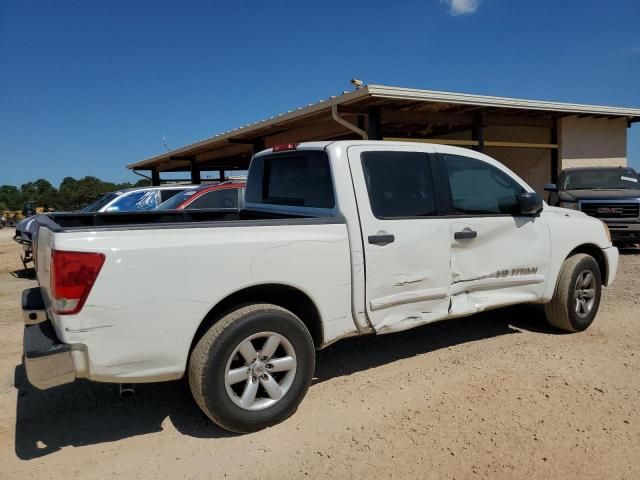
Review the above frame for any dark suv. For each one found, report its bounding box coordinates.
[545,167,640,246]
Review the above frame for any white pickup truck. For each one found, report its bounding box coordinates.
[22,141,618,432]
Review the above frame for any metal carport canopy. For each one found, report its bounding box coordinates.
[127,84,640,180]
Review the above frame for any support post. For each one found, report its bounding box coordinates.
[472,113,484,152]
[367,107,381,140]
[252,138,265,155]
[550,118,559,183]
[219,169,226,181]
[151,168,160,186]
[190,158,201,184]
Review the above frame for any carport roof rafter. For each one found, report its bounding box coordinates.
[127,84,640,172]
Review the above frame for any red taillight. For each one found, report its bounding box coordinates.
[51,250,105,315]
[272,143,298,152]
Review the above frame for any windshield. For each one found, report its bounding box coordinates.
[561,169,639,190]
[109,190,158,211]
[156,189,200,210]
[81,192,119,212]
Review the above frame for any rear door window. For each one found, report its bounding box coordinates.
[245,151,335,208]
[360,151,436,218]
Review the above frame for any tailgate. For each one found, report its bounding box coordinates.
[34,223,55,309]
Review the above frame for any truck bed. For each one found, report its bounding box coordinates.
[34,208,323,232]
[32,206,353,384]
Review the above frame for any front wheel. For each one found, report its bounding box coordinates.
[189,303,315,433]
[544,253,602,332]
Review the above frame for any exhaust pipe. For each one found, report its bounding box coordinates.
[119,383,135,398]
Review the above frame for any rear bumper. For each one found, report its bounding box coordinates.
[22,287,84,390]
[23,320,77,390]
[22,287,47,325]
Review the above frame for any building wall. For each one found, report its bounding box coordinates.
[388,118,629,194]
[485,147,551,194]
[559,117,627,170]
[483,126,552,194]
[429,125,553,193]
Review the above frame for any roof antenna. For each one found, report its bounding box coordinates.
[162,135,171,152]
[350,78,364,90]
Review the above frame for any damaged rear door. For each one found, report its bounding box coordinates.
[347,145,451,333]
[437,152,551,316]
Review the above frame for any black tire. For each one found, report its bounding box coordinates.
[544,253,602,332]
[189,303,315,433]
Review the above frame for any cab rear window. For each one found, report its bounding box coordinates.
[245,151,335,208]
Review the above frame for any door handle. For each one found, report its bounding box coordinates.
[368,234,395,245]
[454,229,478,240]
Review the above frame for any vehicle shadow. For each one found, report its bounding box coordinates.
[11,267,36,280]
[314,304,550,381]
[13,304,552,459]
[13,366,236,460]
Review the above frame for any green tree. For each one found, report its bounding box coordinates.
[0,185,21,210]
[20,182,37,202]
[33,179,58,209]
[0,175,154,212]
[58,177,79,210]
[73,176,115,210]
[133,178,151,188]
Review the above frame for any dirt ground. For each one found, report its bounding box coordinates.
[0,227,639,480]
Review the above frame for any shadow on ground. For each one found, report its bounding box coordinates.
[10,267,36,280]
[13,304,552,459]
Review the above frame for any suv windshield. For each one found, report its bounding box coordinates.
[109,190,158,211]
[561,169,639,190]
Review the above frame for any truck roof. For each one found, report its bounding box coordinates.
[255,140,516,168]
[113,184,200,195]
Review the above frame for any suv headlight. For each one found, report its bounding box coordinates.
[559,201,578,210]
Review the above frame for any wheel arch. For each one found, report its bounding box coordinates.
[188,284,324,359]
[566,243,607,284]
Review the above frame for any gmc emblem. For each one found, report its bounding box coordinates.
[597,207,623,215]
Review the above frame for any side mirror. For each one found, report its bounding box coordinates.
[518,192,543,215]
[105,206,119,212]
[544,183,558,192]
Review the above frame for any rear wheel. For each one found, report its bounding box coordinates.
[544,253,602,332]
[189,303,315,433]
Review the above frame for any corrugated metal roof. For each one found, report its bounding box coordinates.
[128,84,640,170]
[127,88,368,169]
[366,85,640,116]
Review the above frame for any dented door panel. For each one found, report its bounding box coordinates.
[363,218,452,332]
[448,216,551,316]
[347,145,452,333]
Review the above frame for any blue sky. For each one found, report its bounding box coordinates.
[1,0,639,187]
